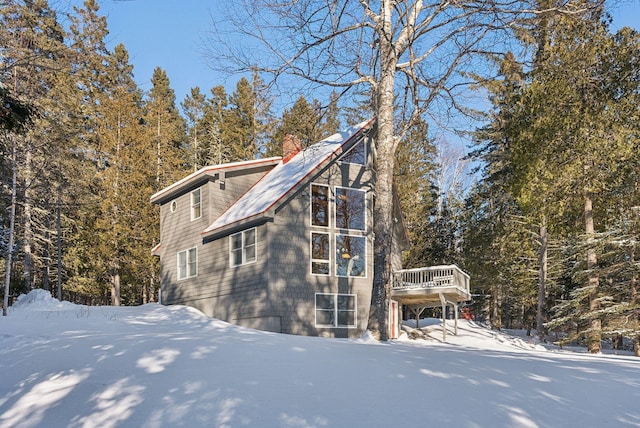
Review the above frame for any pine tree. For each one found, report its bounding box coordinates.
[181,87,207,170]
[145,67,187,189]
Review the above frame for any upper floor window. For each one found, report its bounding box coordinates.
[311,184,329,227]
[177,247,197,280]
[335,187,365,231]
[230,228,257,266]
[190,188,202,221]
[335,234,366,277]
[311,232,330,275]
[339,138,365,165]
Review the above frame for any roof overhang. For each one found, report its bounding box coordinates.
[150,157,282,205]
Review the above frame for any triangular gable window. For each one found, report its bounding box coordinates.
[339,137,365,165]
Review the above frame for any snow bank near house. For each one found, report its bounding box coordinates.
[1,290,639,428]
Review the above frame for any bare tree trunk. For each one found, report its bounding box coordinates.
[110,262,121,306]
[491,282,501,330]
[23,148,33,292]
[368,0,399,341]
[536,220,547,340]
[584,189,601,353]
[3,138,18,316]
[57,185,62,300]
[631,245,639,357]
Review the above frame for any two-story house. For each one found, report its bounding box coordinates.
[152,119,410,337]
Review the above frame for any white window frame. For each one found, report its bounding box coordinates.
[190,188,202,221]
[334,186,366,232]
[339,138,366,165]
[229,228,257,267]
[310,231,330,276]
[177,247,198,280]
[310,183,330,228]
[315,293,357,328]
[335,234,367,278]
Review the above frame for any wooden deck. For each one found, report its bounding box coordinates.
[390,265,471,340]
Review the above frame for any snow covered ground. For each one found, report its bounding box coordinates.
[1,290,638,428]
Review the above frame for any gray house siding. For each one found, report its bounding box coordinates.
[157,164,276,313]
[264,138,375,338]
[153,123,400,338]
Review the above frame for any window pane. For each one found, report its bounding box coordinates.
[337,310,355,327]
[188,248,197,277]
[311,185,329,227]
[177,251,186,279]
[231,249,242,266]
[244,228,255,246]
[335,235,366,277]
[231,233,242,251]
[337,295,355,310]
[312,262,330,275]
[316,294,334,310]
[340,139,365,165]
[311,233,329,260]
[316,309,334,326]
[335,188,365,231]
[245,244,256,263]
[191,189,201,219]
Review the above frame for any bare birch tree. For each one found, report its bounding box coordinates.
[206,0,585,339]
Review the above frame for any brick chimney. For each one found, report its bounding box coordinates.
[283,134,302,164]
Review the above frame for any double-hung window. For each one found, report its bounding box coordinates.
[177,247,197,280]
[315,293,357,328]
[230,228,257,266]
[190,188,201,220]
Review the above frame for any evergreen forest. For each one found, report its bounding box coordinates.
[1,0,638,355]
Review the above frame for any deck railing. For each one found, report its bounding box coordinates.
[391,265,470,296]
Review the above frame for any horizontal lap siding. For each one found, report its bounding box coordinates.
[159,166,275,326]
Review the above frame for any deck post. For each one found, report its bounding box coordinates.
[439,293,446,342]
[454,303,459,335]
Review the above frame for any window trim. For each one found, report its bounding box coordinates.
[229,227,257,267]
[190,188,202,221]
[310,231,331,276]
[315,293,357,328]
[310,183,330,228]
[335,233,367,278]
[170,200,177,213]
[177,247,198,280]
[334,185,366,232]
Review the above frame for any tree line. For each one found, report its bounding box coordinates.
[2,0,638,355]
[462,1,640,355]
[0,0,343,310]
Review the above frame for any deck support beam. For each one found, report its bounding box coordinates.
[439,293,447,342]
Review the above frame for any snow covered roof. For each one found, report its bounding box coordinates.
[150,157,282,204]
[202,119,375,239]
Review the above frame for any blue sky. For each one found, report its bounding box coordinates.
[63,0,640,114]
